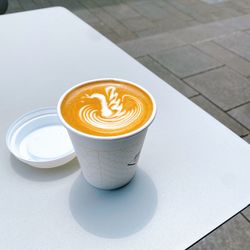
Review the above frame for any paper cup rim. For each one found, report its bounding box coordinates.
[57,78,157,141]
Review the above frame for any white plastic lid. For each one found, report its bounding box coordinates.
[6,107,76,168]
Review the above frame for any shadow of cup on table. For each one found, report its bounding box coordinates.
[69,168,158,238]
[10,155,79,182]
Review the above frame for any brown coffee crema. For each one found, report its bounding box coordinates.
[61,80,154,137]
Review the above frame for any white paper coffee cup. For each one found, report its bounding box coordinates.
[57,78,156,190]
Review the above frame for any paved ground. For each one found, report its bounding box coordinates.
[5,0,250,249]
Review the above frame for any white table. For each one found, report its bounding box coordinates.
[0,7,250,250]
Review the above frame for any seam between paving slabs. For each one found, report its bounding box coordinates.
[213,39,250,65]
[191,41,250,78]
[189,94,250,135]
[146,54,198,93]
[144,56,249,134]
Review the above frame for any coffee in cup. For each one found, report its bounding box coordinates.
[58,79,156,189]
[60,80,154,137]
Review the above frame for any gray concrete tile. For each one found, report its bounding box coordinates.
[103,3,140,20]
[155,0,195,21]
[128,1,170,21]
[73,8,100,24]
[50,0,82,10]
[170,14,250,44]
[19,0,37,10]
[105,32,123,44]
[242,8,250,15]
[168,0,216,16]
[6,0,23,13]
[194,41,250,77]
[152,45,223,78]
[228,103,250,130]
[239,0,250,8]
[138,56,198,98]
[94,0,123,6]
[90,7,137,41]
[77,0,99,9]
[227,0,250,10]
[32,0,51,8]
[243,135,250,144]
[235,1,250,13]
[221,1,250,15]
[122,17,154,32]
[219,14,250,30]
[167,0,223,23]
[137,19,199,37]
[90,21,115,36]
[242,206,250,222]
[200,0,226,3]
[208,6,243,21]
[189,214,250,250]
[118,33,185,57]
[171,21,236,43]
[215,31,250,61]
[197,1,244,21]
[185,67,250,110]
[203,2,243,21]
[191,95,248,136]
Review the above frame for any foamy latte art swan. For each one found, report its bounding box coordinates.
[60,80,154,136]
[79,86,143,130]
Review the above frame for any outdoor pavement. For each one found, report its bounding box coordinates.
[5,0,250,249]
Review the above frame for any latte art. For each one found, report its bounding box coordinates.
[79,87,143,130]
[60,80,154,136]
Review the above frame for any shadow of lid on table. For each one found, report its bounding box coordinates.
[69,168,158,238]
[10,154,79,182]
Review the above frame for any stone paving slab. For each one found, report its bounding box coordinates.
[167,0,220,23]
[215,31,250,61]
[93,0,125,6]
[137,19,199,37]
[6,0,23,13]
[50,0,82,10]
[128,1,171,21]
[18,0,37,10]
[73,8,100,24]
[103,3,140,20]
[154,0,195,21]
[191,95,248,136]
[167,0,243,23]
[189,214,250,250]
[242,206,250,222]
[209,6,244,21]
[121,17,154,32]
[200,0,226,4]
[243,135,250,144]
[219,13,250,30]
[167,14,250,44]
[90,7,137,41]
[222,1,250,15]
[185,67,250,111]
[118,32,185,57]
[89,20,114,36]
[228,103,250,130]
[32,0,51,9]
[171,21,237,43]
[151,45,223,78]
[77,0,99,9]
[138,56,198,98]
[194,41,250,77]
